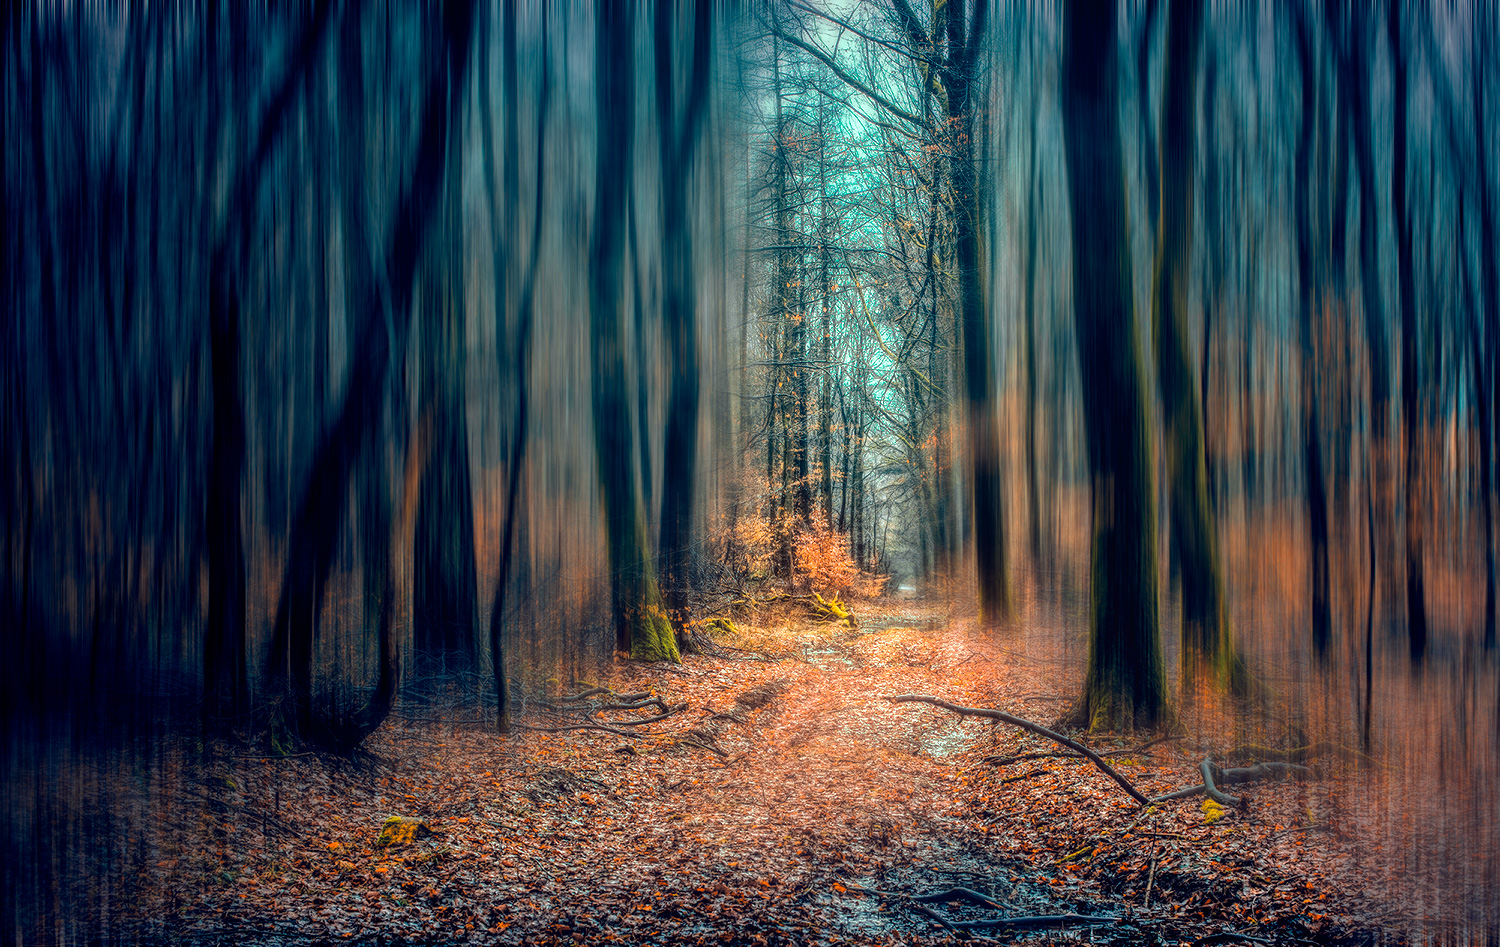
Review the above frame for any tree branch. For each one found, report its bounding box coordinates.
[886,695,1151,806]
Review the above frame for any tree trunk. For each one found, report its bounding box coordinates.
[657,1,712,639]
[412,159,478,673]
[1293,13,1332,661]
[1388,4,1426,662]
[590,0,677,663]
[266,6,474,750]
[944,0,1009,625]
[1153,0,1245,691]
[1062,0,1166,732]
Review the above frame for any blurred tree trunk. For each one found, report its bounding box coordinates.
[1348,11,1393,605]
[656,0,712,641]
[942,0,1010,625]
[1388,4,1427,662]
[1023,114,1043,568]
[480,0,548,733]
[1293,10,1332,661]
[266,6,475,750]
[205,0,334,727]
[1062,0,1166,731]
[1474,7,1499,649]
[1153,0,1245,691]
[590,0,678,663]
[412,138,478,674]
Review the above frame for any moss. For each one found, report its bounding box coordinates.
[377,816,433,848]
[706,617,738,636]
[812,591,856,628]
[630,605,681,663]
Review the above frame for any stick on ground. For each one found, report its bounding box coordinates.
[886,695,1151,805]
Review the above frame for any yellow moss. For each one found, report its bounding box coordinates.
[1200,798,1226,825]
[377,816,433,848]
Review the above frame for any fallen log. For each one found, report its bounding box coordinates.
[887,695,1151,806]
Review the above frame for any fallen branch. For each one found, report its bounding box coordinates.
[950,915,1118,930]
[1152,758,1306,805]
[1213,761,1313,785]
[887,695,1151,806]
[1200,757,1244,808]
[512,721,640,737]
[911,888,1002,909]
[907,903,957,932]
[596,706,684,727]
[1190,933,1272,946]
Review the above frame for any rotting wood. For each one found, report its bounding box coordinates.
[887,694,1152,805]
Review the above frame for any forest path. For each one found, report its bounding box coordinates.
[131,604,1394,945]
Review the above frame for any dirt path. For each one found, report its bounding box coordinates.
[126,608,1401,945]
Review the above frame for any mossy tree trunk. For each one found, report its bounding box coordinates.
[1062,0,1166,732]
[590,0,678,664]
[1152,0,1247,692]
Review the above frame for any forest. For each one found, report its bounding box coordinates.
[4,1,1499,944]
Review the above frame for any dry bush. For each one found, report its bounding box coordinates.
[795,522,886,599]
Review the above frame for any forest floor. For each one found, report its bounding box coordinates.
[126,602,1418,946]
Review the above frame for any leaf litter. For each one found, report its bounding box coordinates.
[124,606,1418,945]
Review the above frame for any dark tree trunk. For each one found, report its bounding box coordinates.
[266,5,475,751]
[1292,12,1332,661]
[944,0,1010,625]
[412,105,478,673]
[204,0,334,727]
[1388,4,1426,662]
[1348,11,1393,601]
[1153,0,1245,691]
[1474,7,1499,649]
[657,0,712,638]
[1062,0,1166,732]
[590,0,677,663]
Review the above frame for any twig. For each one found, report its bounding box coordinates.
[1144,852,1158,908]
[1000,767,1050,785]
[177,790,303,838]
[887,695,1151,805]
